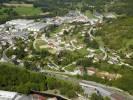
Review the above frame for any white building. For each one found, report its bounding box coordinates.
[27,22,47,32]
[88,18,99,25]
[0,24,5,31]
[6,19,34,31]
[0,90,20,100]
[5,19,48,32]
[6,19,34,26]
[104,13,117,19]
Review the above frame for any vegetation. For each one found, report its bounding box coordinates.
[0,62,47,94]
[0,0,133,98]
[54,48,88,66]
[0,0,132,23]
[77,61,133,95]
[96,17,133,52]
[0,7,17,23]
[14,6,42,16]
[0,62,82,98]
[90,93,111,100]
[0,6,43,23]
[1,0,133,17]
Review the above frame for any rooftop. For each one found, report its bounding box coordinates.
[6,19,34,26]
[0,90,18,99]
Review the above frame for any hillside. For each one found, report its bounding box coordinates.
[96,17,133,52]
[0,63,82,98]
[0,0,133,99]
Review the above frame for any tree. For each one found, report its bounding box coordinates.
[90,93,104,100]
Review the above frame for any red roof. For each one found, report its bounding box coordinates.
[111,93,125,100]
[87,67,97,72]
[33,94,47,100]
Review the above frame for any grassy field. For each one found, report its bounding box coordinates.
[34,39,46,50]
[14,7,43,16]
[0,6,43,18]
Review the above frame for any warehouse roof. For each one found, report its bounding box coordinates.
[0,90,18,99]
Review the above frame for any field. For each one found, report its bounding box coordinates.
[0,6,43,20]
[14,6,43,16]
[34,39,47,50]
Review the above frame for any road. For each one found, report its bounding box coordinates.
[2,44,14,61]
[99,46,108,60]
[80,80,133,100]
[41,70,133,100]
[88,27,94,41]
[89,27,133,69]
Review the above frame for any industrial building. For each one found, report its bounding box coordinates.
[27,22,48,32]
[6,19,48,32]
[0,90,20,100]
[6,19,34,26]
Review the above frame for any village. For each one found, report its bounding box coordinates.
[0,10,125,80]
[0,10,131,100]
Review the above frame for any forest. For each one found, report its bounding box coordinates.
[0,62,82,98]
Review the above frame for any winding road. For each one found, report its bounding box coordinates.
[2,44,14,62]
[41,69,133,100]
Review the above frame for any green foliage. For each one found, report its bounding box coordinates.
[54,49,87,66]
[47,77,83,98]
[78,61,133,95]
[0,62,47,94]
[14,7,42,16]
[111,67,133,94]
[90,93,111,100]
[76,58,93,67]
[96,17,133,52]
[0,62,82,98]
[1,0,133,17]
[0,6,43,23]
[108,0,133,16]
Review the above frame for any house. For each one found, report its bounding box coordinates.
[104,13,117,19]
[33,94,47,100]
[87,67,97,76]
[88,18,99,25]
[48,97,57,100]
[94,12,103,20]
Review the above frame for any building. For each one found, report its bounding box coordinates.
[6,19,34,26]
[0,90,20,100]
[27,22,47,32]
[111,93,125,100]
[6,19,34,31]
[87,67,97,76]
[5,19,48,32]
[104,13,117,19]
[0,24,5,31]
